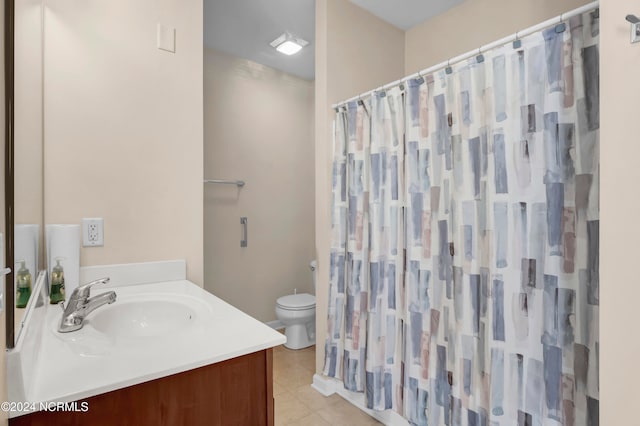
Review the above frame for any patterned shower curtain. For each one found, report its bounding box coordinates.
[325,9,599,426]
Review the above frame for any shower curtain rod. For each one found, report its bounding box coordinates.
[331,1,599,109]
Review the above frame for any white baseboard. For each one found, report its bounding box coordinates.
[310,374,409,426]
[265,320,284,330]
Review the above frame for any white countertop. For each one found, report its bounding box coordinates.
[9,277,285,417]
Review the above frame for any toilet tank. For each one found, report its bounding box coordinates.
[309,260,317,293]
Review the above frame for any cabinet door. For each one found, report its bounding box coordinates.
[10,349,274,426]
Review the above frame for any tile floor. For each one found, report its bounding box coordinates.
[272,344,382,425]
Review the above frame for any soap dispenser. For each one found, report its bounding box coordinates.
[16,260,32,309]
[50,257,66,304]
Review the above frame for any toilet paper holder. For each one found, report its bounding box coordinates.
[626,14,640,43]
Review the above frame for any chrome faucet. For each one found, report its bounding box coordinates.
[58,277,117,333]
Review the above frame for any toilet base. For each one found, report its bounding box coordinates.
[283,322,315,350]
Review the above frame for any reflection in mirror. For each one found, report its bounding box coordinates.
[12,0,44,346]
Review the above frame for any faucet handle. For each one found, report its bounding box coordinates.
[72,277,110,299]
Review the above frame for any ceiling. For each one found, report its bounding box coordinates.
[351,0,465,31]
[204,0,315,80]
[203,0,464,81]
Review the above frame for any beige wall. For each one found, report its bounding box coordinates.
[42,0,204,285]
[405,0,590,74]
[203,48,315,322]
[314,0,405,373]
[601,0,640,423]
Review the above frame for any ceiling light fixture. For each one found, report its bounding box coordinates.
[270,32,309,56]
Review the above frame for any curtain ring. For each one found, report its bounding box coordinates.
[513,31,522,49]
[445,58,453,74]
[556,12,567,33]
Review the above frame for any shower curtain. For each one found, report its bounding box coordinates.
[325,9,599,426]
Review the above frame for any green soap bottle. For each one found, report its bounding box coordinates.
[16,260,32,309]
[50,257,66,304]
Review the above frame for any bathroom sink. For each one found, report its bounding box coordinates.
[11,277,286,410]
[87,295,200,339]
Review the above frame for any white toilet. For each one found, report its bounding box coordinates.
[275,260,317,349]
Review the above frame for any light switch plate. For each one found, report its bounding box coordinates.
[157,23,176,53]
[633,23,640,43]
[82,218,104,247]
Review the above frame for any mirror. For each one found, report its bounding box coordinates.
[5,0,45,348]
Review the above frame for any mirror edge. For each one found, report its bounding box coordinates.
[5,0,15,349]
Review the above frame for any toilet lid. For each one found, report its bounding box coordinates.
[276,293,315,310]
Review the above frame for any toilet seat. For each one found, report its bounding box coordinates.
[276,293,315,311]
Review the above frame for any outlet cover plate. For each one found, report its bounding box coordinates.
[82,218,104,247]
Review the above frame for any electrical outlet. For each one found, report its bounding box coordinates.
[82,218,104,247]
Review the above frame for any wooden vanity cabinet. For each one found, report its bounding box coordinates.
[10,349,274,426]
